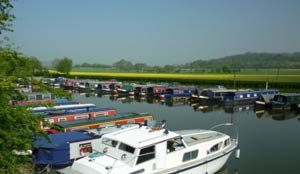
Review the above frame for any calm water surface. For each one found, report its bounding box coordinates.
[74,93,300,174]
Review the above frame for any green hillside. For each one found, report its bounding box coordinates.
[189,52,300,69]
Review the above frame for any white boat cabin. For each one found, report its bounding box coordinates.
[68,124,238,174]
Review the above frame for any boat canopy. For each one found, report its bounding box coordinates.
[33,131,92,166]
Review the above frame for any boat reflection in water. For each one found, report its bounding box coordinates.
[191,102,222,113]
[255,109,299,121]
[74,92,300,123]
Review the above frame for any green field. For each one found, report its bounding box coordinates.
[67,68,300,83]
[50,69,300,92]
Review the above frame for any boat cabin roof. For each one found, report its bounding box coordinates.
[103,125,179,148]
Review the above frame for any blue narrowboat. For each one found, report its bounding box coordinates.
[163,87,196,102]
[222,89,279,104]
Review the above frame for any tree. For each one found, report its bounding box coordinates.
[0,2,67,173]
[0,46,50,173]
[134,63,147,72]
[0,0,15,33]
[52,57,73,74]
[112,59,133,71]
[222,65,232,73]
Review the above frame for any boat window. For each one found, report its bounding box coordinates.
[209,142,222,154]
[43,94,51,100]
[247,94,250,98]
[75,115,89,120]
[119,143,135,154]
[240,95,243,98]
[58,117,67,122]
[136,146,155,165]
[102,138,118,147]
[95,113,107,117]
[182,150,198,162]
[254,93,257,97]
[167,138,185,153]
[223,138,230,148]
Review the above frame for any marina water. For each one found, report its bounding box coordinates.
[74,93,300,174]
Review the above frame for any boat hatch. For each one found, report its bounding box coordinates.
[183,132,224,146]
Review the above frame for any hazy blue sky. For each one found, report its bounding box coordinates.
[8,0,300,65]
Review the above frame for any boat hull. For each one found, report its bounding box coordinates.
[164,150,234,174]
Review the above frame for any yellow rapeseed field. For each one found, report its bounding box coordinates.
[49,70,300,83]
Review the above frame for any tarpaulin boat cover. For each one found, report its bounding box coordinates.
[33,131,92,167]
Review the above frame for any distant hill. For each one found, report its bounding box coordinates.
[188,52,300,69]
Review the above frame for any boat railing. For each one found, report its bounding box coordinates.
[209,123,239,145]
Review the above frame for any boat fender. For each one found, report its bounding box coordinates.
[235,148,240,159]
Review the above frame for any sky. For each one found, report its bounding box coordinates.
[7,0,300,66]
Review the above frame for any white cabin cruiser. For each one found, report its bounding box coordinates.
[61,121,239,174]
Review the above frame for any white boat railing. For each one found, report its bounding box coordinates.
[209,122,239,147]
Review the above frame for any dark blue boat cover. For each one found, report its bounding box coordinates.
[33,131,92,166]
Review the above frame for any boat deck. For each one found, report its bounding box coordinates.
[175,130,226,146]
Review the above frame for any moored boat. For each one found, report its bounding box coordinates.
[30,103,96,114]
[270,93,300,110]
[33,124,139,169]
[55,112,154,132]
[163,86,196,103]
[222,89,279,104]
[42,107,116,124]
[61,121,239,174]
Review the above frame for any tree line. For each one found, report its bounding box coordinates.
[74,52,300,73]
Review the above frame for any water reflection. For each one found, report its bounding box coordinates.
[255,109,299,121]
[77,91,300,123]
[72,92,300,174]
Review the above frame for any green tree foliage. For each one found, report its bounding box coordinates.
[52,57,73,74]
[112,59,133,71]
[134,63,147,72]
[0,2,57,173]
[0,0,15,33]
[74,62,111,68]
[0,47,49,173]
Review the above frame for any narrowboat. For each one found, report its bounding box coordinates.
[222,89,279,104]
[197,87,232,104]
[56,112,154,132]
[62,121,239,174]
[147,85,168,96]
[63,80,76,90]
[116,83,134,95]
[11,93,56,106]
[162,86,196,103]
[270,93,300,110]
[31,103,96,114]
[42,107,116,123]
[96,83,113,94]
[134,84,148,97]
